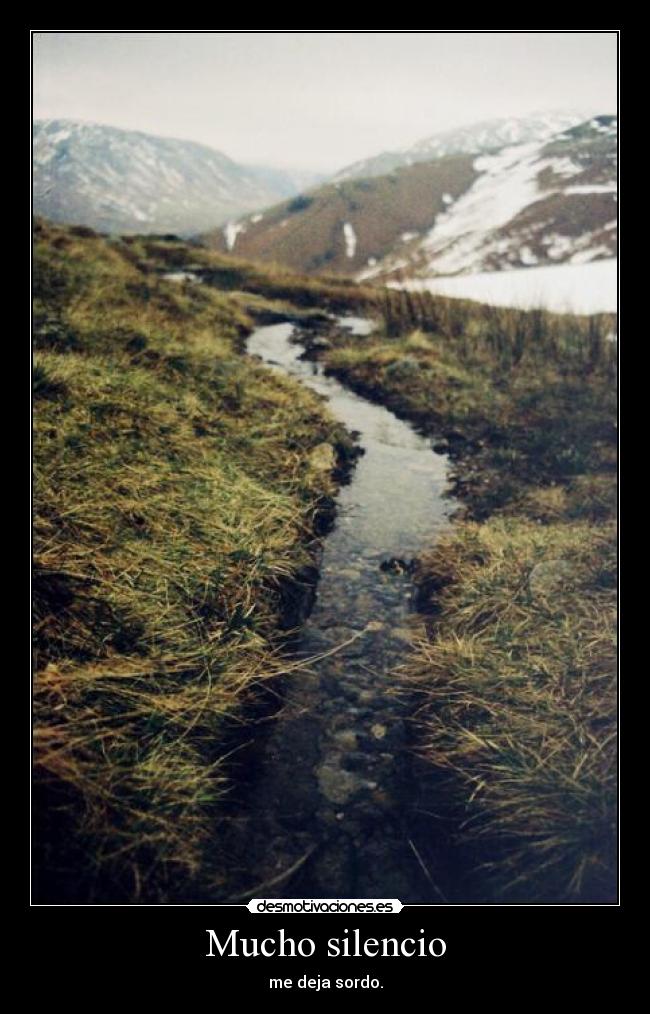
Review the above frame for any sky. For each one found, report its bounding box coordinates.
[33,31,618,172]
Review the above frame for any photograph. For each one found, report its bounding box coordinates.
[32,30,618,916]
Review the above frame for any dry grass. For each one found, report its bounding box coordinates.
[322,301,617,903]
[32,220,354,902]
[404,518,617,902]
[324,322,616,520]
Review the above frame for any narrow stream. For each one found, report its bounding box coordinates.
[221,319,458,902]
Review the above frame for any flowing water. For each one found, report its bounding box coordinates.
[224,320,458,902]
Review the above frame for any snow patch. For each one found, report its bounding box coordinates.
[393,259,617,314]
[519,246,538,266]
[564,184,617,195]
[422,141,550,274]
[224,220,246,251]
[343,222,357,258]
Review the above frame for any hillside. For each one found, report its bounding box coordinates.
[204,116,616,286]
[205,155,479,274]
[33,120,313,236]
[369,115,617,283]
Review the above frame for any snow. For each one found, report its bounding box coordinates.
[400,231,419,242]
[251,213,263,223]
[519,246,538,266]
[343,222,357,258]
[223,220,246,251]
[564,184,617,195]
[544,234,575,260]
[417,138,617,276]
[442,193,453,205]
[48,129,71,144]
[337,315,375,336]
[394,259,617,315]
[570,245,612,265]
[545,156,583,178]
[422,142,550,274]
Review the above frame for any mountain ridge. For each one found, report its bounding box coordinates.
[205,114,617,282]
[33,119,316,236]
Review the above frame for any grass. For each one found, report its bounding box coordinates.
[112,233,380,314]
[323,308,616,520]
[33,221,618,903]
[321,302,617,903]
[405,518,616,902]
[32,220,359,902]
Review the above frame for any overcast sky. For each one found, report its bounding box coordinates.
[33,32,618,172]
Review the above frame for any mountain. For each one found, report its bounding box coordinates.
[33,120,312,236]
[332,111,590,181]
[204,115,617,282]
[205,154,480,272]
[364,115,617,282]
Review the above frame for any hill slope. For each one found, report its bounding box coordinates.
[368,115,617,282]
[205,116,616,283]
[33,120,310,236]
[204,154,479,274]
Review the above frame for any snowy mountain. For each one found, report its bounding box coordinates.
[33,120,312,236]
[333,112,590,182]
[205,115,617,285]
[362,115,617,282]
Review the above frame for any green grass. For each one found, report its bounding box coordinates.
[32,220,358,902]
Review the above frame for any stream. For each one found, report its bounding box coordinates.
[219,318,459,902]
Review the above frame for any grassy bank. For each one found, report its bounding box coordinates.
[32,221,360,902]
[322,304,617,902]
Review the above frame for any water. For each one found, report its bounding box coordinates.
[336,315,375,336]
[161,270,203,283]
[222,321,457,902]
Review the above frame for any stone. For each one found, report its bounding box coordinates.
[332,729,358,750]
[308,442,336,472]
[316,762,364,804]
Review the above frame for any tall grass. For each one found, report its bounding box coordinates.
[379,287,616,377]
[404,518,617,902]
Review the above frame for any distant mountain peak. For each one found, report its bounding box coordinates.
[334,111,593,182]
[33,119,312,236]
